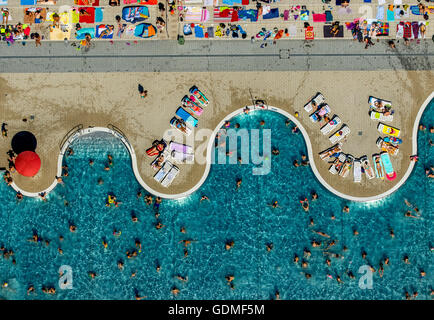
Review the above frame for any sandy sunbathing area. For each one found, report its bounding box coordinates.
[0,70,433,199]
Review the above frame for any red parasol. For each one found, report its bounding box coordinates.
[15,151,41,177]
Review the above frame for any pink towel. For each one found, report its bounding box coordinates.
[313,13,326,22]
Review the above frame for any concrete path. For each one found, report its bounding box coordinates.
[1,38,433,72]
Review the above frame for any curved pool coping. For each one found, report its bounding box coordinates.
[8,91,434,201]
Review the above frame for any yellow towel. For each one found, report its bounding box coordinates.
[71,9,79,24]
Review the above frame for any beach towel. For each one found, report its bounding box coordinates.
[49,26,71,40]
[376,6,384,20]
[364,0,371,2]
[0,0,7,5]
[24,8,46,24]
[95,7,103,22]
[263,8,279,19]
[71,9,79,23]
[231,9,238,22]
[207,26,214,38]
[336,0,341,4]
[323,25,344,37]
[122,6,149,23]
[134,23,156,38]
[288,24,297,37]
[137,0,157,3]
[36,0,56,4]
[95,24,114,38]
[411,21,419,39]
[376,22,389,35]
[396,22,404,38]
[325,10,333,22]
[186,6,204,22]
[403,21,411,38]
[410,6,421,15]
[183,23,192,35]
[283,9,289,21]
[313,13,326,22]
[213,7,233,22]
[194,24,204,38]
[20,0,36,5]
[60,11,69,25]
[75,0,100,5]
[79,7,95,23]
[201,8,209,22]
[387,7,395,21]
[76,27,95,39]
[305,26,314,40]
[300,10,309,21]
[238,9,257,22]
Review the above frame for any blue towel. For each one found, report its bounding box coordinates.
[325,10,333,22]
[410,5,421,15]
[376,6,384,20]
[238,9,258,22]
[364,0,371,2]
[20,0,36,4]
[194,25,204,38]
[263,8,279,20]
[76,28,95,40]
[95,8,103,23]
[386,9,395,21]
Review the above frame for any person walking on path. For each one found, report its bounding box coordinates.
[138,84,147,98]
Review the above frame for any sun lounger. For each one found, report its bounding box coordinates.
[304,92,325,113]
[319,143,342,161]
[320,115,341,135]
[360,156,375,179]
[369,110,393,122]
[376,137,399,156]
[329,153,346,175]
[189,86,209,106]
[169,141,193,154]
[339,154,354,178]
[181,96,203,116]
[170,117,192,136]
[372,154,385,179]
[368,96,392,113]
[377,123,400,137]
[329,125,350,144]
[150,150,169,171]
[353,159,362,183]
[310,104,331,122]
[171,150,194,163]
[380,152,396,181]
[153,161,173,183]
[175,107,198,127]
[384,136,402,145]
[161,165,180,187]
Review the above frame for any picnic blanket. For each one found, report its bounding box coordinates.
[79,7,95,23]
[238,9,257,22]
[313,13,326,22]
[323,25,344,37]
[95,24,114,38]
[263,8,279,19]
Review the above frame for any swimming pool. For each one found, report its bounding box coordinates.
[0,100,432,300]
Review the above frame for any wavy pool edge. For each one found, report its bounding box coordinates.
[9,92,434,202]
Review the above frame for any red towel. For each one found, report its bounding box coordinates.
[241,0,249,4]
[220,8,230,17]
[79,7,95,23]
[76,0,99,6]
[231,10,238,22]
[403,22,411,38]
[312,13,326,22]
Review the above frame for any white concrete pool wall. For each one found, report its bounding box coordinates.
[7,91,434,202]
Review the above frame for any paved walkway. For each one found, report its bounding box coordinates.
[1,38,434,72]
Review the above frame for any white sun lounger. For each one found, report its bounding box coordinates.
[304,93,325,113]
[360,155,375,180]
[171,150,194,163]
[329,125,350,144]
[169,141,194,154]
[153,161,173,183]
[329,153,346,175]
[161,165,180,187]
[353,159,362,183]
[376,137,399,156]
[370,110,393,122]
[319,143,342,161]
[320,115,341,135]
[339,154,354,178]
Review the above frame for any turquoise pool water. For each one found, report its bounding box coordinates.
[0,101,432,300]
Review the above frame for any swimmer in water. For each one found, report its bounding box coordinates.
[225,240,234,250]
[268,201,280,209]
[404,211,420,219]
[145,195,153,205]
[155,222,165,230]
[89,159,94,166]
[180,226,186,234]
[300,198,309,212]
[311,191,318,200]
[403,255,410,264]
[102,238,108,249]
[293,159,300,167]
[200,195,209,202]
[154,197,162,210]
[266,243,274,252]
[293,254,299,263]
[260,120,265,126]
[342,206,350,213]
[312,230,330,238]
[236,178,242,190]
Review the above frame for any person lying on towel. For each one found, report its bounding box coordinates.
[98,25,114,38]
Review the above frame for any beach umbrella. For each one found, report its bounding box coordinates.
[11,131,37,154]
[15,151,41,177]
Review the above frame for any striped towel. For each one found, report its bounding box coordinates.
[213,7,233,22]
[185,6,203,22]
